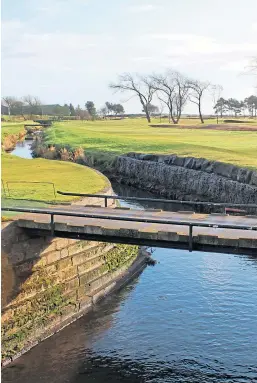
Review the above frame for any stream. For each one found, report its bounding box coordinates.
[3,140,257,383]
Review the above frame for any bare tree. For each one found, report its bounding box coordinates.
[152,71,190,124]
[110,73,155,122]
[2,96,18,116]
[210,85,223,124]
[188,80,210,123]
[23,95,42,116]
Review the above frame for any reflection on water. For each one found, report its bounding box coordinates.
[3,250,257,383]
[3,168,257,383]
[11,140,33,159]
[112,182,195,212]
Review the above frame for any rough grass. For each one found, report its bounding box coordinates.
[44,118,257,170]
[1,153,108,203]
[1,121,32,138]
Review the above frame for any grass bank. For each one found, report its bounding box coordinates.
[1,122,29,151]
[43,118,257,170]
[2,153,108,203]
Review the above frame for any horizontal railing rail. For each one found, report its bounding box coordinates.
[57,190,257,211]
[2,206,257,252]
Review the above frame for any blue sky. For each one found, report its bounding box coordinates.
[2,0,257,113]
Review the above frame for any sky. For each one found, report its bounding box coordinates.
[2,0,257,114]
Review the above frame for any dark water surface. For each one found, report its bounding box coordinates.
[3,249,257,383]
[3,147,257,382]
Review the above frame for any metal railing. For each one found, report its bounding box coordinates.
[2,206,257,252]
[57,191,257,212]
[2,181,56,200]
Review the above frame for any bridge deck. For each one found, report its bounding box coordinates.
[16,206,257,255]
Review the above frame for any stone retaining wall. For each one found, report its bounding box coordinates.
[1,221,147,365]
[111,153,257,204]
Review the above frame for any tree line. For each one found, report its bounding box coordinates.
[2,96,125,120]
[214,96,257,118]
[110,71,257,123]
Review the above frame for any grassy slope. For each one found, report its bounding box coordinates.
[2,153,108,203]
[1,121,31,137]
[44,119,257,170]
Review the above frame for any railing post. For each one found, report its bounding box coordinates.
[105,197,108,208]
[50,214,55,236]
[189,224,193,252]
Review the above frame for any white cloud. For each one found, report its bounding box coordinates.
[220,59,249,72]
[128,4,159,12]
[142,33,257,55]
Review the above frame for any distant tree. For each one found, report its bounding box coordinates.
[226,98,243,117]
[23,95,42,116]
[113,103,125,115]
[151,71,190,124]
[144,104,159,116]
[99,106,108,118]
[105,102,113,115]
[85,101,97,120]
[110,73,155,123]
[188,80,210,123]
[244,95,257,117]
[75,105,82,115]
[3,96,19,116]
[69,103,76,116]
[52,104,69,117]
[211,85,223,123]
[214,97,228,118]
[11,100,25,115]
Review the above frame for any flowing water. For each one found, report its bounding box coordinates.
[3,142,257,382]
[10,139,33,159]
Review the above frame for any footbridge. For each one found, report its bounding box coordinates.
[2,194,257,255]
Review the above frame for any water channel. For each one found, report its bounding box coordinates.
[3,140,257,382]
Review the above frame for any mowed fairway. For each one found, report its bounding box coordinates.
[2,154,108,202]
[44,119,257,170]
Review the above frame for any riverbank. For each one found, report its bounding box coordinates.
[1,135,149,366]
[1,216,148,365]
[32,133,257,206]
[42,119,257,169]
[1,122,27,151]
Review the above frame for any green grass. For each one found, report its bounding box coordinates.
[1,153,108,203]
[1,121,31,138]
[43,118,257,170]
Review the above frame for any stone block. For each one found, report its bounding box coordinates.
[104,282,116,295]
[57,258,72,271]
[77,257,103,275]
[158,231,179,242]
[79,265,106,286]
[60,266,78,281]
[41,241,57,255]
[60,304,77,319]
[55,238,69,250]
[60,248,69,259]
[64,277,79,292]
[44,264,57,274]
[46,250,61,264]
[238,238,257,249]
[68,243,84,256]
[197,235,219,246]
[92,288,106,304]
[78,295,92,310]
[72,251,93,266]
[77,285,86,298]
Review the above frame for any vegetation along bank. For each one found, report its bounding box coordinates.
[32,119,257,204]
